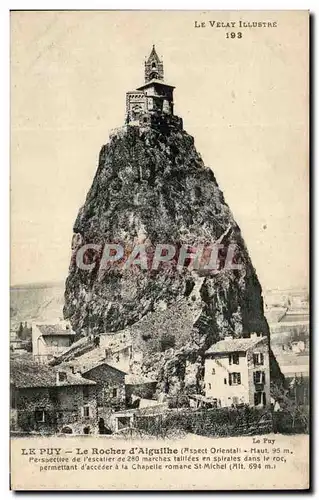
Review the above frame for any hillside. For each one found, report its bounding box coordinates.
[10,282,64,328]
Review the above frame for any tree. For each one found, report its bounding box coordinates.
[25,339,32,353]
[17,322,23,339]
[271,381,309,433]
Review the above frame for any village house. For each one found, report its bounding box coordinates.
[51,330,133,370]
[32,322,75,364]
[61,355,163,434]
[125,373,157,407]
[37,326,162,433]
[61,341,130,408]
[100,331,133,373]
[204,333,270,408]
[56,337,161,433]
[10,359,97,435]
[63,356,127,412]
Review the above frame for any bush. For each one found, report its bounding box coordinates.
[134,406,273,438]
[167,394,190,409]
[273,407,309,434]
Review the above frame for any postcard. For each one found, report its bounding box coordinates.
[10,10,309,490]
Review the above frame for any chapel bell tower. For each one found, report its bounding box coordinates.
[144,45,164,82]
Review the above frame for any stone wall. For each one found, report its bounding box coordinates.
[247,340,271,407]
[83,364,126,410]
[126,91,147,122]
[15,384,98,435]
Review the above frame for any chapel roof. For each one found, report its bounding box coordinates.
[137,79,175,91]
[146,45,161,63]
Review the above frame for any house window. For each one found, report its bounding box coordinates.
[211,368,216,375]
[254,392,266,406]
[57,371,67,382]
[112,388,118,398]
[83,386,90,399]
[224,378,227,385]
[228,372,241,386]
[229,353,240,365]
[253,353,264,366]
[34,409,46,423]
[253,371,266,384]
[83,405,90,418]
[208,383,212,390]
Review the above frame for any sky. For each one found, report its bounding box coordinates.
[10,11,309,291]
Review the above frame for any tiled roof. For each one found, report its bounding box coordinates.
[205,336,266,355]
[104,361,128,375]
[85,361,127,375]
[49,336,94,365]
[51,331,132,365]
[37,324,75,336]
[62,348,105,372]
[11,359,95,388]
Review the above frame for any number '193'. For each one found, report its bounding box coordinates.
[226,32,243,39]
